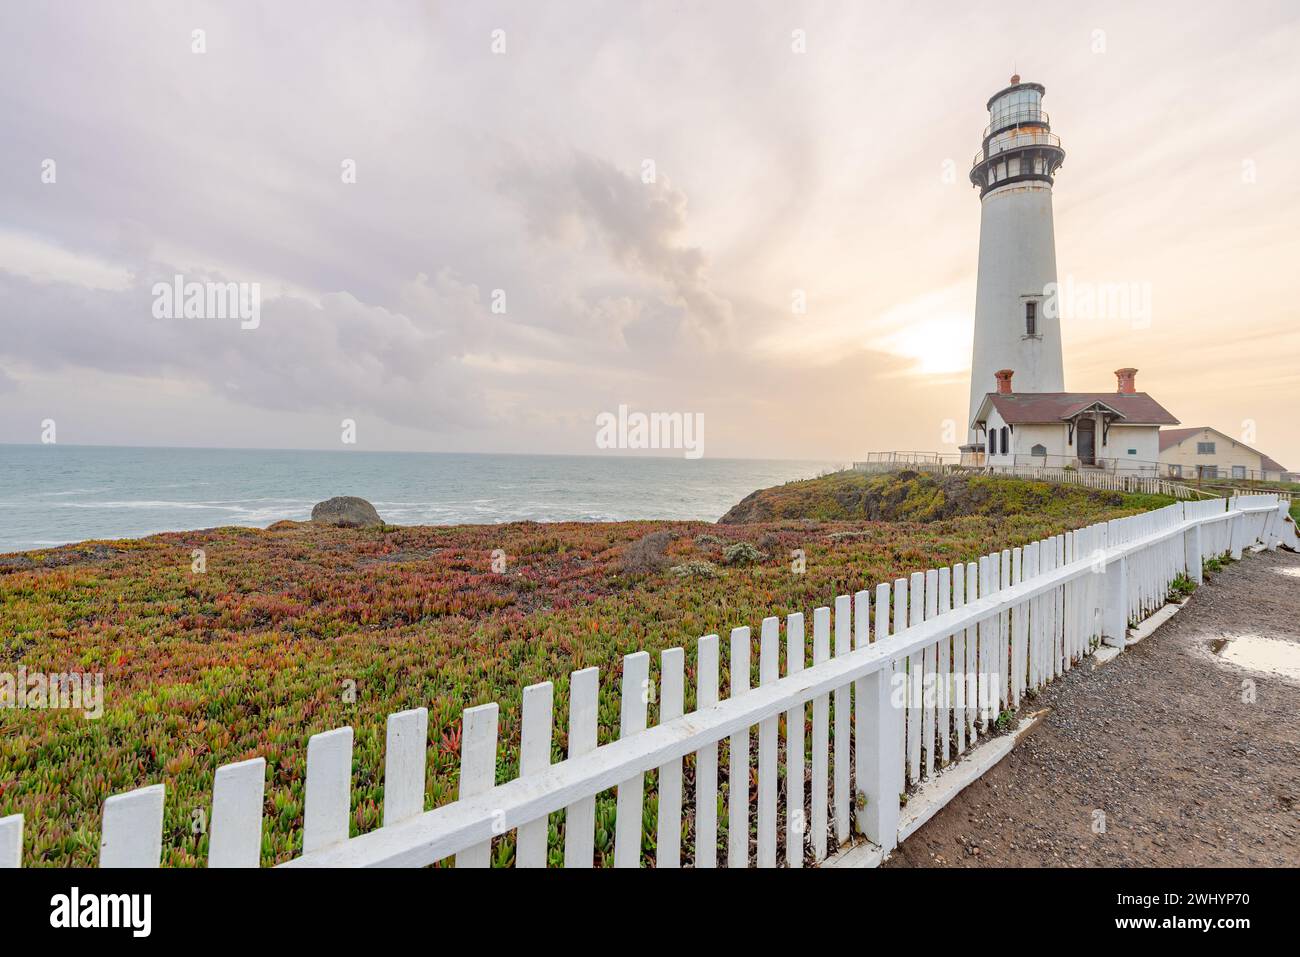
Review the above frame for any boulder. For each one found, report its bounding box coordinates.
[310,496,383,528]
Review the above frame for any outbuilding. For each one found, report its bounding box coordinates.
[970,367,1179,473]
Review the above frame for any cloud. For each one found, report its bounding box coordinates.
[0,2,1297,465]
[502,152,734,346]
[0,263,496,432]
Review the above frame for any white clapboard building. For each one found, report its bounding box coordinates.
[970,368,1179,473]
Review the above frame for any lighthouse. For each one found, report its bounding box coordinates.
[964,76,1067,454]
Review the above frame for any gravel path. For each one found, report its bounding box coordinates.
[886,547,1300,867]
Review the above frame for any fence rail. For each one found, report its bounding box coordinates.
[852,457,1214,501]
[1,496,1292,869]
[979,464,1213,500]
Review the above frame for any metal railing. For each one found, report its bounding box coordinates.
[851,453,1216,500]
[983,109,1049,140]
[972,129,1063,168]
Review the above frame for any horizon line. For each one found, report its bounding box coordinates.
[0,441,851,465]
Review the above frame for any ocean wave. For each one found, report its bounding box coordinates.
[54,499,310,511]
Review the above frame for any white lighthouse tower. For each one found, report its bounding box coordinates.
[964,75,1067,454]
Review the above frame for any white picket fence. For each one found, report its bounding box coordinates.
[981,464,1210,500]
[1,496,1291,869]
[852,458,1212,501]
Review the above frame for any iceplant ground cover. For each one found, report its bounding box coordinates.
[0,474,1173,866]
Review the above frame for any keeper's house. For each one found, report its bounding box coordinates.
[970,367,1179,473]
[1158,427,1292,482]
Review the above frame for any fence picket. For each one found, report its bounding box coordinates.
[757,618,779,867]
[965,561,979,742]
[615,651,651,868]
[952,563,967,755]
[100,784,165,868]
[811,606,831,862]
[454,706,497,868]
[210,757,266,868]
[999,550,1011,709]
[859,582,902,851]
[657,647,685,868]
[937,566,952,767]
[786,612,806,868]
[0,815,20,869]
[893,578,908,779]
[1054,536,1066,677]
[383,708,428,828]
[563,666,599,868]
[727,627,751,868]
[907,571,924,784]
[923,569,938,780]
[977,557,992,732]
[852,588,871,840]
[303,727,353,856]
[517,684,553,868]
[1011,547,1025,705]
[833,595,851,846]
[695,634,720,868]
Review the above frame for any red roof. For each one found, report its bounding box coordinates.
[980,392,1180,426]
[1158,427,1202,452]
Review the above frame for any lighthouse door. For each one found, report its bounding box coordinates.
[1077,419,1096,466]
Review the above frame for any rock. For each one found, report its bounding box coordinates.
[310,496,383,528]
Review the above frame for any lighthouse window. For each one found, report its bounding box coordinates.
[1025,301,1037,335]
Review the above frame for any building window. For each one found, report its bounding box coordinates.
[1128,449,1137,455]
[989,430,998,455]
[1197,441,1215,454]
[1031,443,1047,457]
[1169,464,1182,478]
[1025,301,1037,336]
[1000,426,1009,455]
[1232,466,1246,479]
[1200,466,1218,480]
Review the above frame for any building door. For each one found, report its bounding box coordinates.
[1077,419,1096,465]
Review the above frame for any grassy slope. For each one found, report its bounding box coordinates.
[720,469,1175,524]
[0,473,1172,866]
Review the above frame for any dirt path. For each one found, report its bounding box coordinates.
[886,548,1300,867]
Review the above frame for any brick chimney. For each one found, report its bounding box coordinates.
[1115,367,1138,394]
[994,369,1014,395]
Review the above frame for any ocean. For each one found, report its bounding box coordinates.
[0,445,843,553]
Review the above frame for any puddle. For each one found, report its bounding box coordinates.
[1213,634,1300,683]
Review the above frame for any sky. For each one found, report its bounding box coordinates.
[1,0,1298,467]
